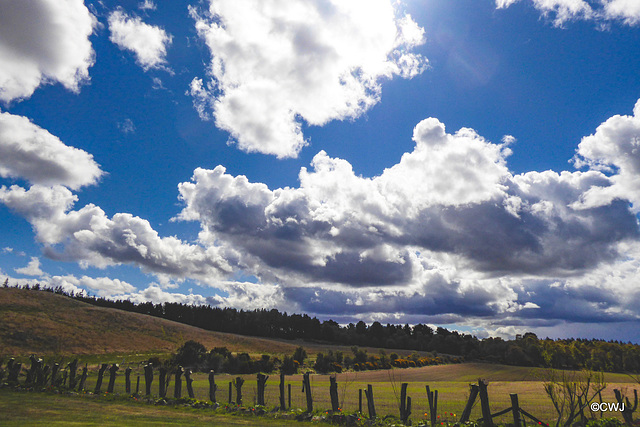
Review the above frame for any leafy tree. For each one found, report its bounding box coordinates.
[293,346,307,364]
[174,340,207,368]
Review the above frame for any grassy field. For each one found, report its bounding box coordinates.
[0,388,303,426]
[0,287,305,357]
[0,287,434,360]
[2,287,637,425]
[5,362,634,425]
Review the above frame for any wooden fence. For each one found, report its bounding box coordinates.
[0,356,630,426]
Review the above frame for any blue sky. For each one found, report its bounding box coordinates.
[2,0,640,341]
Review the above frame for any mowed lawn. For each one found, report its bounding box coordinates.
[6,363,635,425]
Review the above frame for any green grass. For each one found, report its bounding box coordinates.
[8,363,631,425]
[0,389,303,426]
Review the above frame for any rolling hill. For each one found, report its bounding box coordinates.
[0,287,304,356]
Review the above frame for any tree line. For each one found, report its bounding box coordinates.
[4,280,640,373]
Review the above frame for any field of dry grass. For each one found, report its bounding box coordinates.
[0,287,437,360]
[0,287,309,357]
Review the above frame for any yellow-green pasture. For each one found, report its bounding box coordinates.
[43,363,637,425]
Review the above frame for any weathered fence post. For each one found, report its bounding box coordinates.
[159,366,167,398]
[77,364,88,391]
[26,355,37,386]
[426,385,439,427]
[35,358,45,387]
[510,393,522,427]
[257,373,268,406]
[359,389,363,413]
[7,360,21,385]
[185,369,195,399]
[478,379,493,427]
[288,383,292,409]
[68,359,78,390]
[144,364,153,396]
[279,372,286,410]
[135,375,140,395]
[302,372,313,412]
[208,371,217,403]
[174,366,183,399]
[94,363,108,394]
[51,362,60,387]
[125,367,132,394]
[329,376,339,412]
[228,381,233,404]
[107,364,119,393]
[61,370,68,387]
[400,383,412,424]
[614,388,638,426]
[42,364,51,386]
[365,384,376,419]
[578,396,587,426]
[233,376,244,405]
[461,384,479,423]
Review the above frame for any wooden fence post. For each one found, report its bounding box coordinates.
[510,393,522,427]
[7,361,21,385]
[209,371,217,403]
[159,367,167,398]
[302,372,313,412]
[143,364,153,396]
[35,358,45,387]
[174,366,183,399]
[233,377,244,405]
[359,389,363,413]
[257,373,268,406]
[26,355,37,386]
[365,384,376,419]
[107,364,119,393]
[185,369,195,399]
[426,385,438,427]
[279,372,286,410]
[614,388,638,426]
[42,364,51,386]
[578,396,586,426]
[228,381,233,404]
[329,376,339,412]
[288,383,292,409]
[461,384,479,423]
[125,367,132,394]
[51,362,60,387]
[94,363,108,394]
[478,379,493,427]
[135,375,140,395]
[400,383,412,424]
[77,364,88,392]
[68,359,78,390]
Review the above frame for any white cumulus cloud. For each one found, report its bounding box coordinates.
[0,0,96,103]
[496,0,640,26]
[573,99,640,210]
[189,0,428,158]
[108,9,173,71]
[177,114,638,290]
[15,257,44,276]
[0,184,232,284]
[602,0,640,25]
[0,112,103,189]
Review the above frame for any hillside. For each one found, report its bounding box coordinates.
[0,287,303,356]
